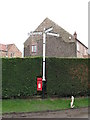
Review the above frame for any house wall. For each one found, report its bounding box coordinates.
[24,36,76,57]
[24,45,30,57]
[7,44,22,58]
[77,41,88,58]
[0,51,7,57]
[0,44,22,58]
[24,18,88,58]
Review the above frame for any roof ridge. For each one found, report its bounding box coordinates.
[35,17,72,34]
[0,43,6,45]
[35,17,75,43]
[7,43,14,45]
[45,18,73,37]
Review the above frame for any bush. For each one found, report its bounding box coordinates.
[46,58,88,97]
[2,57,42,98]
[2,57,88,98]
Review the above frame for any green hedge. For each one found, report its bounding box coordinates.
[2,57,42,98]
[2,57,88,98]
[46,58,88,97]
[88,58,90,96]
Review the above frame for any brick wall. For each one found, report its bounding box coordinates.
[24,36,76,57]
[7,44,22,58]
[0,51,7,57]
[24,18,76,58]
[0,44,22,58]
[77,41,88,58]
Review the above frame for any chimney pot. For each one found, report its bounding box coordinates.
[73,31,77,39]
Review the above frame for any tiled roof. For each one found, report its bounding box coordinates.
[0,44,7,51]
[24,17,87,49]
[0,44,14,51]
[7,44,14,50]
[35,17,75,42]
[76,39,88,49]
[24,18,75,47]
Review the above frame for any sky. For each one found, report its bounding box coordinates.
[0,0,89,55]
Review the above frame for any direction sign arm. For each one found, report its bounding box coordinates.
[29,31,42,36]
[45,27,53,33]
[47,32,59,37]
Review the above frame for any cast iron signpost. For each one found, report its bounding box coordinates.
[29,27,59,98]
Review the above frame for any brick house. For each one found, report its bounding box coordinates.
[73,32,88,58]
[24,18,88,58]
[0,43,22,58]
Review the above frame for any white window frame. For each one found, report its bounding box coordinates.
[77,41,79,51]
[32,45,37,53]
[84,47,87,55]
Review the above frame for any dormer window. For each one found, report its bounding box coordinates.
[32,45,37,53]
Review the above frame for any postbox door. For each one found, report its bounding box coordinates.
[37,78,42,91]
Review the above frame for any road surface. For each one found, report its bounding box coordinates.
[2,107,89,118]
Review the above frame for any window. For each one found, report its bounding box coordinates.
[10,52,14,57]
[6,52,8,57]
[11,53,13,57]
[84,48,87,55]
[13,52,14,56]
[77,42,79,51]
[32,45,37,53]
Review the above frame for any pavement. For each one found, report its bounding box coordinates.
[2,107,89,118]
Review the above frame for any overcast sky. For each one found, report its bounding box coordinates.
[0,0,89,55]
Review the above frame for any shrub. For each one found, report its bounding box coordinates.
[2,57,88,98]
[2,57,42,98]
[46,58,88,97]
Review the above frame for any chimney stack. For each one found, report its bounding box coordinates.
[73,31,77,39]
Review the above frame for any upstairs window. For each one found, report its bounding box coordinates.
[32,45,37,53]
[84,48,87,55]
[77,42,79,51]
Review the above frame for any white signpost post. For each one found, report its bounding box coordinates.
[29,27,59,98]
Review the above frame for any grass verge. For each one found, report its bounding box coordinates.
[2,97,89,113]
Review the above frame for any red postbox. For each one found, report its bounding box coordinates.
[37,77,42,91]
